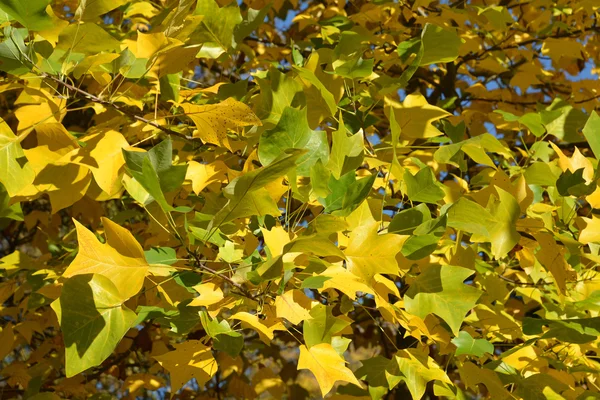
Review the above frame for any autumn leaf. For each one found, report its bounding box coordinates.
[404,265,482,335]
[345,221,406,282]
[154,340,218,398]
[63,217,149,300]
[298,343,362,397]
[182,98,261,147]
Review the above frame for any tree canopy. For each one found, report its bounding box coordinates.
[1,0,600,399]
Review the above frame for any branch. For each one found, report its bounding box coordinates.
[39,73,201,144]
[189,249,257,300]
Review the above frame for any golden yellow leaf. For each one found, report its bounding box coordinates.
[549,142,594,182]
[185,160,228,194]
[188,282,224,307]
[319,264,374,300]
[344,221,405,282]
[24,123,79,173]
[275,289,313,325]
[63,217,149,300]
[30,163,92,213]
[261,225,292,257]
[298,343,362,397]
[69,130,130,196]
[230,311,285,344]
[533,232,576,295]
[154,340,217,398]
[577,216,600,245]
[181,98,262,147]
[385,93,451,139]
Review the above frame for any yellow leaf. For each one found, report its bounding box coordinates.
[24,123,79,173]
[385,93,451,139]
[275,289,313,325]
[533,232,577,295]
[319,264,374,300]
[15,101,66,133]
[0,323,15,361]
[577,216,600,245]
[261,225,292,257]
[549,142,594,183]
[123,373,165,396]
[30,163,92,213]
[181,98,262,147]
[230,311,285,344]
[186,160,228,194]
[252,367,287,397]
[188,282,224,307]
[70,130,130,196]
[345,221,405,282]
[154,340,217,398]
[298,343,362,397]
[0,117,35,196]
[63,217,149,300]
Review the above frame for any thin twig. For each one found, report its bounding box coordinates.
[39,72,201,144]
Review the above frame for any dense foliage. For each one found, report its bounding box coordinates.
[1,0,600,398]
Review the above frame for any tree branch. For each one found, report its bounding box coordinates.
[40,73,201,144]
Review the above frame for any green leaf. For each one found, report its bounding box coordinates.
[332,56,374,79]
[447,190,520,258]
[420,24,462,66]
[447,197,495,238]
[319,172,375,216]
[303,304,350,348]
[488,188,521,258]
[57,23,121,54]
[159,74,180,103]
[387,349,451,399]
[404,265,482,334]
[0,182,22,221]
[327,116,364,179]
[200,311,243,358]
[233,4,271,47]
[51,274,136,377]
[524,162,561,186]
[388,203,431,235]
[255,68,303,125]
[258,107,329,176]
[583,111,600,161]
[541,100,587,143]
[0,0,53,31]
[193,0,242,58]
[401,233,439,260]
[355,356,392,400]
[301,275,332,289]
[523,317,600,344]
[310,159,331,198]
[135,303,200,335]
[211,149,305,227]
[495,110,545,137]
[293,66,337,116]
[144,247,177,265]
[123,138,188,212]
[556,168,596,197]
[452,331,494,357]
[0,27,34,74]
[403,167,445,204]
